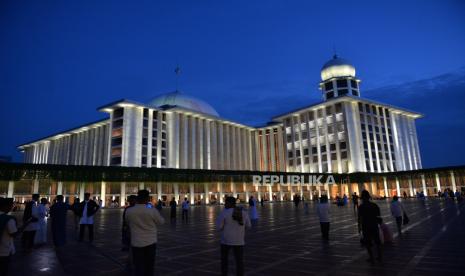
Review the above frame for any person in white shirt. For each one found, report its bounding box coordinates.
[78,193,100,242]
[216,196,251,276]
[34,198,48,245]
[126,190,165,276]
[390,196,405,236]
[316,195,330,241]
[181,198,190,221]
[22,193,40,250]
[0,198,18,276]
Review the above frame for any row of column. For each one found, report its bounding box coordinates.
[3,171,461,203]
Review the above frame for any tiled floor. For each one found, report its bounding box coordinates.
[9,198,465,275]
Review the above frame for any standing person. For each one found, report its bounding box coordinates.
[125,190,165,276]
[352,192,359,212]
[78,193,100,242]
[49,195,70,247]
[358,190,382,264]
[156,199,163,212]
[260,198,264,207]
[248,196,258,221]
[169,197,177,221]
[390,196,405,236]
[317,195,330,241]
[181,198,190,222]
[22,194,40,251]
[71,198,80,230]
[0,198,20,276]
[216,196,251,276]
[122,195,137,251]
[34,198,48,245]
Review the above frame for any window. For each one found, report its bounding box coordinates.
[153,121,157,129]
[330,143,336,151]
[312,147,318,154]
[338,89,348,96]
[142,138,147,146]
[303,148,309,156]
[287,135,292,143]
[288,151,293,158]
[161,141,166,148]
[301,131,308,139]
[113,108,124,118]
[152,148,157,155]
[341,151,348,159]
[143,108,149,117]
[313,156,318,162]
[142,157,147,164]
[358,102,363,112]
[350,79,358,89]
[340,142,347,149]
[161,159,166,166]
[162,113,166,121]
[336,79,347,87]
[152,130,157,138]
[352,90,359,96]
[151,158,157,165]
[331,153,337,160]
[111,157,121,165]
[161,150,166,157]
[112,119,123,128]
[143,119,148,127]
[112,137,122,146]
[161,132,167,139]
[321,145,326,153]
[335,103,342,113]
[296,150,301,157]
[325,81,333,90]
[326,91,334,99]
[289,160,293,166]
[304,157,309,164]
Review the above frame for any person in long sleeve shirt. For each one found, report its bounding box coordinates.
[390,196,405,236]
[216,197,251,276]
[22,194,40,250]
[316,195,330,241]
[126,190,165,276]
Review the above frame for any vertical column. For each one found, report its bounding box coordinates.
[189,183,195,205]
[101,181,106,207]
[157,181,162,200]
[421,174,427,196]
[219,182,224,204]
[79,183,85,200]
[204,182,210,204]
[450,171,457,193]
[435,173,441,193]
[57,181,63,195]
[7,181,14,198]
[245,182,249,202]
[408,177,414,197]
[120,182,126,207]
[395,177,401,197]
[174,183,179,202]
[383,177,389,197]
[33,179,39,194]
[268,185,273,202]
[232,181,237,198]
[139,182,145,190]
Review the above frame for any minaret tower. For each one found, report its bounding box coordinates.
[319,54,361,101]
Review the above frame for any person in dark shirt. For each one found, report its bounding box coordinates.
[352,192,359,213]
[358,190,382,264]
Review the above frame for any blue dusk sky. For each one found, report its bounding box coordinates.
[1,0,465,168]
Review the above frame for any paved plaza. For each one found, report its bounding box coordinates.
[8,198,465,275]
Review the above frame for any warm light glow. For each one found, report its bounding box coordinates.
[321,64,356,81]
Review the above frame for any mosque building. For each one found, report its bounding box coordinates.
[11,55,432,205]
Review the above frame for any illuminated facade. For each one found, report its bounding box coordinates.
[13,56,428,204]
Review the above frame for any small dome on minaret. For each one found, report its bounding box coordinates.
[321,54,356,81]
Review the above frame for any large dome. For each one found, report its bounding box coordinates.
[321,55,356,81]
[147,91,219,117]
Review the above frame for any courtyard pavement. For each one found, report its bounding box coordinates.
[8,198,465,275]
